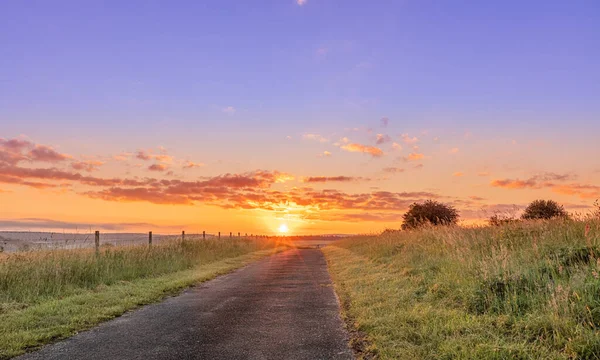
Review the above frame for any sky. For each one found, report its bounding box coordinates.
[0,0,599,235]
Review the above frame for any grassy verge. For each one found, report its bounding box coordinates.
[323,219,600,359]
[0,237,287,359]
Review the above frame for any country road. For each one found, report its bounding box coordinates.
[18,248,354,360]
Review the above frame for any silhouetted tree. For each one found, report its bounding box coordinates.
[521,199,568,220]
[401,200,459,230]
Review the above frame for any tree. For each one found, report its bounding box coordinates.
[401,200,459,230]
[521,199,568,220]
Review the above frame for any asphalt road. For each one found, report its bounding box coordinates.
[18,248,353,360]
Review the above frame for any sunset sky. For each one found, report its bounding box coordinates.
[1,1,599,235]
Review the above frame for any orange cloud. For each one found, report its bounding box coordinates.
[136,149,173,163]
[341,143,384,157]
[182,161,205,169]
[302,176,369,183]
[148,164,168,172]
[71,160,104,172]
[376,134,391,145]
[303,134,328,143]
[450,148,459,154]
[490,173,598,199]
[382,167,405,173]
[28,145,71,163]
[403,153,425,161]
[453,172,464,177]
[401,133,419,144]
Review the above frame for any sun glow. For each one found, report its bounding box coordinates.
[278,224,289,233]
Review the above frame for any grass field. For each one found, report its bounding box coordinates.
[0,237,286,359]
[323,218,600,359]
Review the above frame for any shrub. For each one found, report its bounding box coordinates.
[401,200,459,229]
[521,199,568,220]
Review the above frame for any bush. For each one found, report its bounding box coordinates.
[401,200,459,229]
[521,199,568,220]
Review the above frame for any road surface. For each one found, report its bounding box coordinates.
[18,248,353,360]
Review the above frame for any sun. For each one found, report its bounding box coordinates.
[278,224,289,234]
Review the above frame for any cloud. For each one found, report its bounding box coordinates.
[317,151,332,158]
[182,161,205,169]
[490,178,538,189]
[380,117,389,127]
[148,164,168,172]
[28,145,71,163]
[303,134,329,143]
[478,172,490,177]
[382,167,405,174]
[222,106,236,115]
[136,150,152,161]
[297,0,307,5]
[490,172,598,199]
[376,134,392,145]
[302,176,369,183]
[453,172,464,177]
[0,218,188,231]
[469,196,486,201]
[71,160,104,172]
[113,152,131,162]
[414,164,424,170]
[320,212,404,223]
[490,172,576,190]
[135,149,173,163]
[402,153,425,161]
[340,143,384,157]
[392,142,402,151]
[551,184,600,199]
[450,148,459,154]
[401,133,419,145]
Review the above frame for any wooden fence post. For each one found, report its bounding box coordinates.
[95,230,100,254]
[203,231,206,239]
[218,232,221,239]
[182,230,185,241]
[149,231,152,246]
[230,232,232,238]
[238,232,240,237]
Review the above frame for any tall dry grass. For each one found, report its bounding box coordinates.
[325,216,600,359]
[0,236,278,307]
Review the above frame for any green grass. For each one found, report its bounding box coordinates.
[0,237,286,359]
[323,219,600,359]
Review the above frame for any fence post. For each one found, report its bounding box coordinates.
[238,232,240,237]
[182,230,185,241]
[95,230,100,254]
[218,232,221,239]
[203,231,206,240]
[149,231,152,246]
[230,232,232,238]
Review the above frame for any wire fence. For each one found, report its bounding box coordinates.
[0,230,277,253]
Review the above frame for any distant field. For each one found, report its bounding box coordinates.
[324,219,600,359]
[0,236,288,359]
